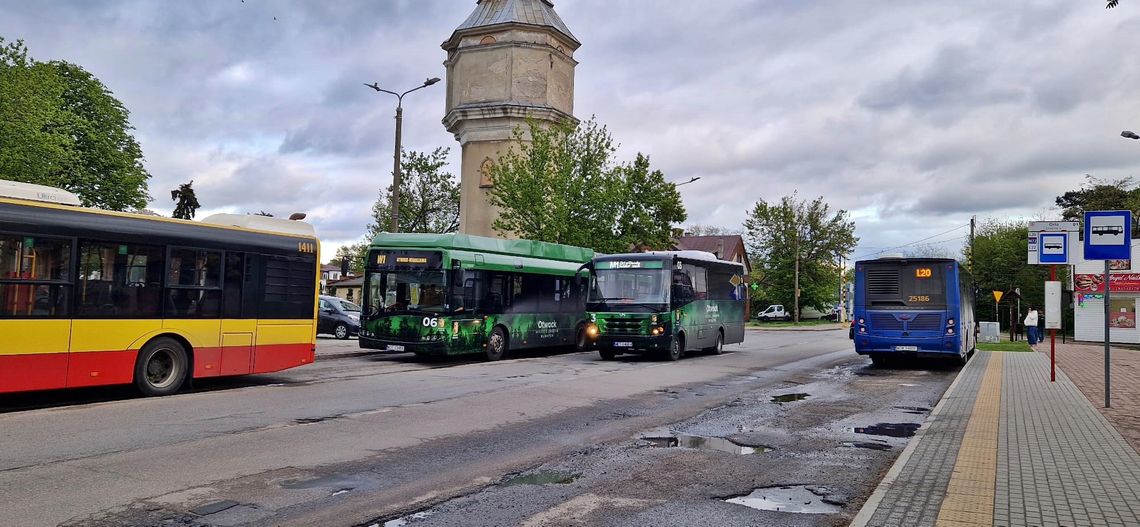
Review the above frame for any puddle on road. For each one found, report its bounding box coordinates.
[503,470,579,486]
[770,393,810,404]
[281,474,377,491]
[852,423,921,438]
[380,511,433,527]
[642,434,772,455]
[725,485,843,514]
[842,441,892,451]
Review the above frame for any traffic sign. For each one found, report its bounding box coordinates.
[1038,232,1069,264]
[1028,221,1078,264]
[1084,211,1132,260]
[993,290,1004,303]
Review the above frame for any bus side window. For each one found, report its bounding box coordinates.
[672,270,695,308]
[223,252,244,318]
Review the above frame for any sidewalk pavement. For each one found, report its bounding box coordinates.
[851,350,1140,527]
[1042,341,1140,454]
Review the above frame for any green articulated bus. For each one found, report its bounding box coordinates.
[359,233,594,360]
[583,251,747,361]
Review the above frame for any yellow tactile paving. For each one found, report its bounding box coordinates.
[935,352,1003,527]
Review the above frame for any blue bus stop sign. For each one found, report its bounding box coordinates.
[1038,233,1068,264]
[1083,210,1132,261]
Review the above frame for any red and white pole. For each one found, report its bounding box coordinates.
[1050,264,1056,382]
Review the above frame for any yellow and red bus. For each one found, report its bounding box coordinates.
[0,180,319,396]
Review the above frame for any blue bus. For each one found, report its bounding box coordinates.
[852,257,975,365]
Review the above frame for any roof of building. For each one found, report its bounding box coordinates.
[328,276,364,288]
[673,235,751,272]
[450,0,578,46]
[321,263,340,272]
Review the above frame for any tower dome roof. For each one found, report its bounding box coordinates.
[448,0,578,47]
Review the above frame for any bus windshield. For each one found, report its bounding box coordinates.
[864,262,948,309]
[365,270,446,315]
[587,268,670,310]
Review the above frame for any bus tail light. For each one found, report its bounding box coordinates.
[947,318,955,327]
[946,327,954,335]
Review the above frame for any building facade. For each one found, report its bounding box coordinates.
[442,0,580,238]
[1073,243,1140,344]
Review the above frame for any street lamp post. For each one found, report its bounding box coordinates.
[364,77,441,232]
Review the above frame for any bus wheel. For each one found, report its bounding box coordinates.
[334,323,349,340]
[705,330,724,355]
[665,335,684,361]
[575,325,589,352]
[486,327,509,361]
[134,337,189,396]
[599,349,617,361]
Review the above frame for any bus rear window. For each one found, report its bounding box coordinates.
[865,263,947,308]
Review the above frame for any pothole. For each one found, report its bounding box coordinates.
[642,433,772,455]
[502,470,579,486]
[851,422,921,438]
[770,393,810,404]
[280,474,377,491]
[724,485,843,514]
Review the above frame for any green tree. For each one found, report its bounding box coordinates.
[367,147,460,236]
[487,117,686,253]
[969,220,1059,329]
[333,243,367,275]
[743,193,857,320]
[0,37,150,210]
[170,180,200,220]
[1054,175,1140,234]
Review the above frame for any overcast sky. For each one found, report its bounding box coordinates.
[3,0,1139,262]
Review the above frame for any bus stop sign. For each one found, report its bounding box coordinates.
[1084,211,1132,261]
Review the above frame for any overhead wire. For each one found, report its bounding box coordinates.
[851,224,970,261]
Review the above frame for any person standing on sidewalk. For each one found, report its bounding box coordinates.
[1024,307,1039,346]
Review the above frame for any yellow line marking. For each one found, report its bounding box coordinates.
[935,352,1003,527]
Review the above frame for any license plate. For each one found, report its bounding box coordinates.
[386,344,405,352]
[895,345,918,351]
[614,341,633,348]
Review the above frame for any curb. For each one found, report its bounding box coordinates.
[847,353,978,527]
[316,351,379,361]
[746,326,845,332]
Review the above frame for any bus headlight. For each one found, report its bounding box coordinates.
[651,326,665,336]
[586,323,599,337]
[651,314,658,324]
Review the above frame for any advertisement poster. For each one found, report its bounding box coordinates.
[1074,273,1140,293]
[1109,259,1132,271]
[1109,299,1137,329]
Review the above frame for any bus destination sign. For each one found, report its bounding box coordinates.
[370,250,441,269]
[597,260,665,270]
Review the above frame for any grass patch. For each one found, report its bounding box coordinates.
[747,319,840,328]
[976,340,1034,352]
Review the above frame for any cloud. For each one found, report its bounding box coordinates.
[3,0,1140,264]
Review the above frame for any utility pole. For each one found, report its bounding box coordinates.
[794,230,800,324]
[364,77,440,232]
[969,216,976,272]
